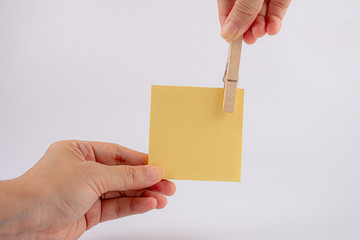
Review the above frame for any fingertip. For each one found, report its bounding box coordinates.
[221,20,239,42]
[136,197,157,212]
[243,29,257,45]
[166,182,176,196]
[154,195,167,209]
[219,15,227,28]
[148,197,158,209]
[157,196,168,209]
[147,165,164,182]
[142,191,168,209]
[251,20,266,38]
[148,179,176,196]
[266,16,281,35]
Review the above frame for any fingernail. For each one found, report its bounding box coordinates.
[147,166,163,181]
[221,20,239,42]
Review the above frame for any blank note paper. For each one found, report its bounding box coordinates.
[148,85,244,182]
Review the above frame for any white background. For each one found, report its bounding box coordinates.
[1,0,359,239]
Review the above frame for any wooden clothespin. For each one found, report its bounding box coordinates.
[222,36,243,113]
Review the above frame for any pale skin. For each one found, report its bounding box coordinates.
[0,141,175,239]
[218,0,292,43]
[0,1,291,239]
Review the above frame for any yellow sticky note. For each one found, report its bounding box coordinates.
[148,85,244,182]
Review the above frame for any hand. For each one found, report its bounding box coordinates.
[0,140,176,239]
[217,0,291,43]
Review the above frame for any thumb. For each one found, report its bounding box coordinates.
[221,0,263,42]
[99,165,164,193]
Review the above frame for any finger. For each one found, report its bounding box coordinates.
[251,1,267,38]
[101,179,176,199]
[100,197,157,222]
[84,198,101,230]
[99,165,164,193]
[148,179,176,196]
[243,28,257,44]
[217,0,236,27]
[221,0,264,42]
[89,141,147,166]
[101,190,168,209]
[142,191,168,209]
[266,0,291,35]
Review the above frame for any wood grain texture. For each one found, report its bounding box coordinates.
[223,81,238,113]
[226,37,242,81]
[223,36,242,113]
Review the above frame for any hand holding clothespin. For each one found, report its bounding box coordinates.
[222,36,243,113]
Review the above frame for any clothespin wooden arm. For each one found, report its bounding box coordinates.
[222,36,243,113]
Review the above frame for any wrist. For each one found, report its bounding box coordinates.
[0,177,41,239]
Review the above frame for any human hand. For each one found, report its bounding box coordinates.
[217,0,291,44]
[0,140,175,239]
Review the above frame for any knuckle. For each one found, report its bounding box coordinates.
[48,140,76,151]
[86,162,101,176]
[115,198,122,215]
[46,141,69,155]
[123,166,139,186]
[234,0,259,19]
[271,0,290,10]
[129,198,136,213]
[114,146,127,165]
[85,163,107,194]
[48,141,62,150]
